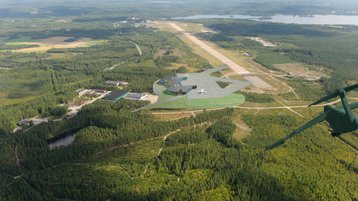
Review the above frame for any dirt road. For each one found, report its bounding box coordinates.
[66,91,110,117]
[130,41,143,56]
[168,22,273,90]
[151,99,341,115]
[103,62,126,72]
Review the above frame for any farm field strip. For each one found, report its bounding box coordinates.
[6,37,106,53]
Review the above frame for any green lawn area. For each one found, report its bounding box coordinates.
[154,93,245,109]
[254,51,296,70]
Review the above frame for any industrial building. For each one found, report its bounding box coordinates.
[104,90,129,101]
[158,75,187,86]
[167,84,196,95]
[158,75,196,95]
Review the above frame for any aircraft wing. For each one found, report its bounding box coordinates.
[309,83,358,107]
[344,83,358,92]
[350,102,358,110]
[267,112,327,150]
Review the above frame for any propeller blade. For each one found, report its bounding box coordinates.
[308,91,340,107]
[350,102,358,110]
[344,83,358,93]
[267,112,328,150]
[309,83,358,107]
[267,139,286,150]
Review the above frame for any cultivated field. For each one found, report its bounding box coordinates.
[6,37,105,53]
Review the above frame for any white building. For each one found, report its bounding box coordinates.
[75,89,92,97]
[105,80,129,86]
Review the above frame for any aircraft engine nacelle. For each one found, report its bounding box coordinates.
[331,131,342,137]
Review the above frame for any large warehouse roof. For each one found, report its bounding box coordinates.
[105,90,128,101]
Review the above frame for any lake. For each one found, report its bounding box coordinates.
[172,14,358,26]
[49,134,76,150]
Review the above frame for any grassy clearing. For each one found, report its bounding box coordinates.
[153,112,194,121]
[0,96,37,107]
[164,63,200,73]
[239,91,274,103]
[216,81,231,88]
[199,184,232,201]
[154,93,245,109]
[178,35,222,66]
[232,116,251,141]
[286,80,325,101]
[210,71,224,77]
[93,139,163,163]
[254,52,296,70]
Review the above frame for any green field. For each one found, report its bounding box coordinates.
[254,51,296,70]
[154,93,245,109]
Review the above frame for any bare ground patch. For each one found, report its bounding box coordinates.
[142,94,159,104]
[232,116,252,141]
[274,63,328,80]
[247,37,277,47]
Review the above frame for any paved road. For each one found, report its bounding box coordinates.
[168,22,273,90]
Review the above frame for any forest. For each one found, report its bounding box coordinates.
[0,100,356,200]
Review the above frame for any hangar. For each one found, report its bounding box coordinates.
[104,90,128,101]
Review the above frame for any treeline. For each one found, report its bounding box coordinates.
[0,44,39,50]
[1,88,356,201]
[5,27,137,40]
[0,100,238,200]
[240,113,357,200]
[102,65,169,92]
[205,20,335,37]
